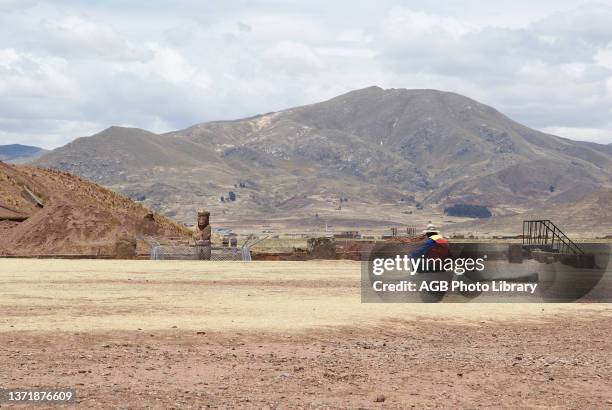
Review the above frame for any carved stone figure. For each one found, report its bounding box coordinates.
[194,209,211,260]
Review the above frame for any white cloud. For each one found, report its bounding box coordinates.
[0,48,79,109]
[383,8,474,40]
[0,119,104,149]
[24,15,153,61]
[1,1,612,148]
[113,43,210,88]
[263,40,324,72]
[373,3,612,142]
[541,126,612,144]
[0,0,37,12]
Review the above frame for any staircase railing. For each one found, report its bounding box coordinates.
[522,220,584,255]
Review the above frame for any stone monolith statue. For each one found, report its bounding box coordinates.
[194,209,211,260]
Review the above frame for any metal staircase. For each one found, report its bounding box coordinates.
[522,220,584,255]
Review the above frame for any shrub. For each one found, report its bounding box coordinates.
[444,203,491,218]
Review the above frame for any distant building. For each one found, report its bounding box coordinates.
[333,231,361,239]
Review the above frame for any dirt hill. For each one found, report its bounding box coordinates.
[34,86,612,228]
[0,162,190,255]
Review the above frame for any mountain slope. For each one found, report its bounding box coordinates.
[33,86,612,227]
[444,188,612,237]
[0,144,48,163]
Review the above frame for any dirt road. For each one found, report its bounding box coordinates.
[1,259,611,408]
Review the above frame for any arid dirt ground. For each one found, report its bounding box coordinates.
[1,259,611,408]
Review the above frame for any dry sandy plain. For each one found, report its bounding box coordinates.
[1,259,611,408]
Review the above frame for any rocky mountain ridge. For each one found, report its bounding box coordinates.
[33,86,612,228]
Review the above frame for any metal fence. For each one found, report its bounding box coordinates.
[150,245,248,261]
[147,234,266,261]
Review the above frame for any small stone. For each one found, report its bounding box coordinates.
[374,394,386,403]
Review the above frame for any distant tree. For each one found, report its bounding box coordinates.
[444,203,492,218]
[549,185,555,193]
[220,196,225,202]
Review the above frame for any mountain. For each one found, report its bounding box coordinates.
[33,86,612,229]
[0,144,48,163]
[0,162,190,255]
[577,141,612,155]
[444,188,612,237]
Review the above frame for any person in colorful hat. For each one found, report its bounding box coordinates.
[410,223,449,261]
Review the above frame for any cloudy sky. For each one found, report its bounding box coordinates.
[1,0,612,148]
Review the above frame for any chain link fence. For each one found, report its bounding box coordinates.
[144,234,267,261]
[150,245,249,261]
